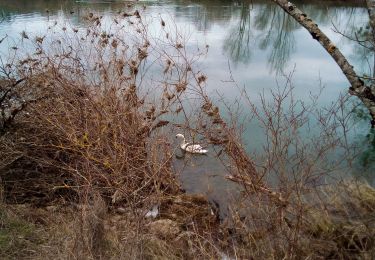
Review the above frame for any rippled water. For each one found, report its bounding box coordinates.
[1,0,373,211]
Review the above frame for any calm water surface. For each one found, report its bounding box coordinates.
[1,0,373,211]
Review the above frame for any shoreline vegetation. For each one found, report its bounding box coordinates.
[1,5,375,260]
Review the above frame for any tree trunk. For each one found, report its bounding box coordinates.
[367,0,375,37]
[273,0,375,126]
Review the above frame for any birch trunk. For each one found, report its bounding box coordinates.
[367,0,375,38]
[273,0,375,126]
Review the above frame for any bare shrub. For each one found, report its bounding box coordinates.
[191,68,375,258]
[0,9,225,259]
[0,10,190,205]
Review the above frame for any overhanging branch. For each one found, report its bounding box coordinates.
[273,0,375,123]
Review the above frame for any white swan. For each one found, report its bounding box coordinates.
[176,134,208,154]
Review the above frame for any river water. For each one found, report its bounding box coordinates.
[1,0,373,212]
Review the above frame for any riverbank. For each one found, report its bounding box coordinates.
[1,181,374,259]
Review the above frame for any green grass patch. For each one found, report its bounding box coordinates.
[0,205,41,259]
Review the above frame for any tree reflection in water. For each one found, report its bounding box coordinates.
[223,2,252,65]
[223,2,297,73]
[346,19,375,79]
[222,1,367,74]
[255,3,297,73]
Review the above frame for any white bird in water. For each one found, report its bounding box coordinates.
[175,134,208,154]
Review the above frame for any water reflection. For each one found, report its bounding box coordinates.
[253,2,297,73]
[347,21,375,79]
[220,1,368,73]
[223,3,252,65]
[0,0,369,76]
[173,149,239,218]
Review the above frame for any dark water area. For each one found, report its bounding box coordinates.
[1,0,374,213]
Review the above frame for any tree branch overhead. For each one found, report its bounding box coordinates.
[273,0,375,125]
